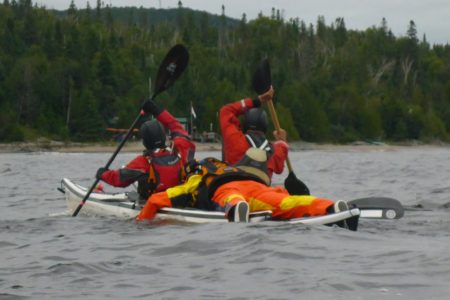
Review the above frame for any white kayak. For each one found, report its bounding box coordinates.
[60,178,361,225]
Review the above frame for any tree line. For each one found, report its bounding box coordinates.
[1,0,449,143]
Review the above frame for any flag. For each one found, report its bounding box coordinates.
[190,104,197,119]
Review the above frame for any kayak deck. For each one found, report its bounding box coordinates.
[61,178,360,225]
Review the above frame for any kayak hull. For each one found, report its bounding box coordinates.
[61,178,360,225]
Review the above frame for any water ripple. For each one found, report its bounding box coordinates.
[1,150,450,299]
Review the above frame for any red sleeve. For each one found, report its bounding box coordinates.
[125,155,150,171]
[173,137,196,164]
[101,156,149,187]
[157,109,195,164]
[267,141,289,176]
[100,169,126,187]
[157,110,189,137]
[219,98,256,165]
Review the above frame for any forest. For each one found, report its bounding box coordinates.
[1,0,450,143]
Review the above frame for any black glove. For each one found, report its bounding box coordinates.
[184,159,201,175]
[96,167,108,180]
[142,99,163,116]
[252,98,262,108]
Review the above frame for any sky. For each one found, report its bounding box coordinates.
[35,0,450,45]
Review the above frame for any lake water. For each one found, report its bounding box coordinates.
[1,146,450,299]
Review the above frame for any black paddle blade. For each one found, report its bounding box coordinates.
[153,44,189,97]
[252,58,272,94]
[348,197,404,219]
[284,171,310,195]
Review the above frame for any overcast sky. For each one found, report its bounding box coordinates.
[36,0,450,45]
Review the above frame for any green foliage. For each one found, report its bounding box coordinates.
[273,103,299,141]
[0,2,450,144]
[0,103,24,141]
[279,83,330,142]
[358,102,383,140]
[69,88,104,141]
[421,110,448,141]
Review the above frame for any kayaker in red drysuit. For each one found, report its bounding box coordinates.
[96,99,195,201]
[219,86,288,181]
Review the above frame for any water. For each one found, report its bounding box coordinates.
[1,147,450,299]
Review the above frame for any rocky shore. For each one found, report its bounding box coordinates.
[1,138,448,153]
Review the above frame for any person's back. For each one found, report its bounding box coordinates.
[219,86,288,179]
[97,100,195,201]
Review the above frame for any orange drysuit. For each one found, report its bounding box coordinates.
[136,174,333,221]
[212,180,332,220]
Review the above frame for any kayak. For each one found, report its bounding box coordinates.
[59,178,362,225]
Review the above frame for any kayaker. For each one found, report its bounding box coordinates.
[219,85,287,181]
[136,148,358,230]
[96,99,195,202]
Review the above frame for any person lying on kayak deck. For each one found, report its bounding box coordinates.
[136,148,358,230]
[219,85,287,181]
[96,99,195,202]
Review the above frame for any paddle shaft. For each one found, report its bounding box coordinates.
[72,112,144,216]
[266,100,294,171]
[71,44,189,217]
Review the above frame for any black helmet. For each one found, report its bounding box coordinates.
[243,108,268,133]
[140,120,166,150]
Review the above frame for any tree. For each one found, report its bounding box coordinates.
[407,20,418,43]
[316,15,326,40]
[68,0,77,18]
[83,1,92,22]
[95,0,101,19]
[105,4,113,30]
[333,17,347,47]
[279,82,330,142]
[1,3,449,143]
[0,103,24,141]
[23,8,39,46]
[69,88,103,141]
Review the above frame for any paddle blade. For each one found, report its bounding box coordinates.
[252,58,272,94]
[153,44,189,97]
[284,171,310,195]
[348,197,404,219]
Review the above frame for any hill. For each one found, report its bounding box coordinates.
[1,1,449,144]
[52,6,240,28]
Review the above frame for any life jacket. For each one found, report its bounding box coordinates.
[234,148,270,186]
[221,129,273,162]
[137,148,186,199]
[194,157,267,210]
[245,131,274,159]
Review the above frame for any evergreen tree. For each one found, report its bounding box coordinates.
[95,0,101,20]
[407,20,418,43]
[0,3,449,143]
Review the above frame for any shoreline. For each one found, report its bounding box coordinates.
[0,139,449,153]
[0,140,222,153]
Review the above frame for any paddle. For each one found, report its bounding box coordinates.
[252,59,310,195]
[72,44,189,217]
[348,197,404,219]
